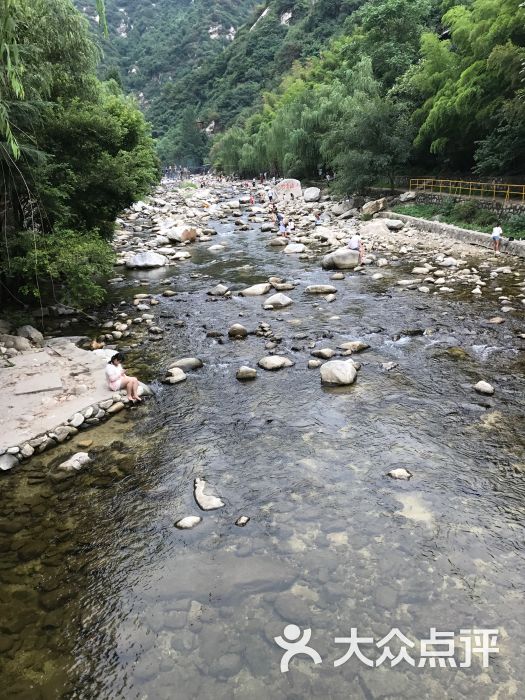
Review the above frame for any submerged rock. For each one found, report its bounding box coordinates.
[305,285,337,294]
[175,516,202,530]
[58,452,91,472]
[194,477,225,511]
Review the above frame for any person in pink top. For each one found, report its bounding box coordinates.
[105,352,142,402]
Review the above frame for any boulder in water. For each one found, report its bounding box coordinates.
[126,252,167,268]
[240,283,271,297]
[474,380,494,395]
[258,356,294,371]
[263,293,293,309]
[320,360,357,386]
[175,516,202,530]
[321,248,359,270]
[236,366,257,381]
[387,468,412,480]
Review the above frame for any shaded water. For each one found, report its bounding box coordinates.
[1,194,525,699]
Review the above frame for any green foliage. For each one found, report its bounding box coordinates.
[452,200,480,223]
[506,214,525,237]
[0,0,159,309]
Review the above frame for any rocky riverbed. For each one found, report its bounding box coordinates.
[1,178,524,699]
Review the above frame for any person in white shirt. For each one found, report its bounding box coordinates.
[491,223,503,253]
[348,233,365,264]
[105,352,142,402]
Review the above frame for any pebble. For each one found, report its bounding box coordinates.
[235,516,250,527]
[387,468,412,480]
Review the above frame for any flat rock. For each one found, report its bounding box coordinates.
[194,477,225,511]
[283,243,306,254]
[126,252,167,268]
[305,285,337,294]
[258,356,294,371]
[337,341,370,355]
[166,368,187,384]
[240,283,271,297]
[14,373,63,395]
[169,358,203,371]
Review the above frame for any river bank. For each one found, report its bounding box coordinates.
[1,178,524,698]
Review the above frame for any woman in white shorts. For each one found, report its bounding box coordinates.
[105,352,142,402]
[491,224,503,253]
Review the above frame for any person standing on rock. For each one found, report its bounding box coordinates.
[492,223,503,254]
[348,232,365,264]
[106,353,142,402]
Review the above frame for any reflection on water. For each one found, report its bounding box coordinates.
[1,193,525,698]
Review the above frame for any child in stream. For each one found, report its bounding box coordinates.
[105,352,142,402]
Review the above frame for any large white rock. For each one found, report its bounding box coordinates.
[0,454,18,471]
[362,197,387,216]
[194,477,225,511]
[263,293,293,309]
[17,325,44,346]
[165,224,198,243]
[303,187,321,202]
[126,252,167,268]
[275,178,302,200]
[321,248,360,270]
[240,283,272,296]
[258,356,294,371]
[388,468,413,480]
[380,218,405,231]
[399,191,416,202]
[320,360,357,386]
[474,381,495,395]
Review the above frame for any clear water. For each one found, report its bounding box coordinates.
[1,188,524,699]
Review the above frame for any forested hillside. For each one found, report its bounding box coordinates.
[212,0,525,192]
[0,0,159,310]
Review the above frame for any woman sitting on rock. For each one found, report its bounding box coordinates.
[105,353,142,402]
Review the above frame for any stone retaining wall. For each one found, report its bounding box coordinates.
[412,192,525,217]
[377,211,525,259]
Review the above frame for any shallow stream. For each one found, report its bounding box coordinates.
[1,187,524,699]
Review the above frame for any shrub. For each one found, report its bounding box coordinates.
[473,210,497,228]
[452,201,479,223]
[505,213,525,237]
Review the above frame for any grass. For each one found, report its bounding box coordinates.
[392,201,525,240]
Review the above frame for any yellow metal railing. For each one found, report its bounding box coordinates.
[409,178,525,202]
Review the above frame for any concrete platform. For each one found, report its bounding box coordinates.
[0,339,114,451]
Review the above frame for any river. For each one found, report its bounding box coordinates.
[1,182,524,699]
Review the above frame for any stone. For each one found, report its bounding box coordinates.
[474,381,494,396]
[208,283,229,297]
[0,454,18,471]
[235,516,250,527]
[283,243,305,254]
[236,366,257,381]
[51,425,78,442]
[162,289,176,297]
[166,368,187,384]
[330,272,345,280]
[362,197,387,216]
[126,251,168,268]
[305,285,337,294]
[321,247,360,270]
[387,468,412,480]
[380,218,404,230]
[20,443,34,458]
[58,452,91,472]
[487,317,505,324]
[303,186,321,202]
[337,340,370,354]
[308,359,322,369]
[263,293,293,309]
[268,237,288,246]
[175,516,202,530]
[240,282,271,296]
[399,190,416,202]
[194,477,225,511]
[169,358,203,371]
[311,348,335,359]
[274,178,302,200]
[106,401,125,414]
[258,356,294,371]
[17,324,44,346]
[382,362,398,371]
[320,360,357,386]
[208,244,225,252]
[69,412,85,428]
[228,324,248,339]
